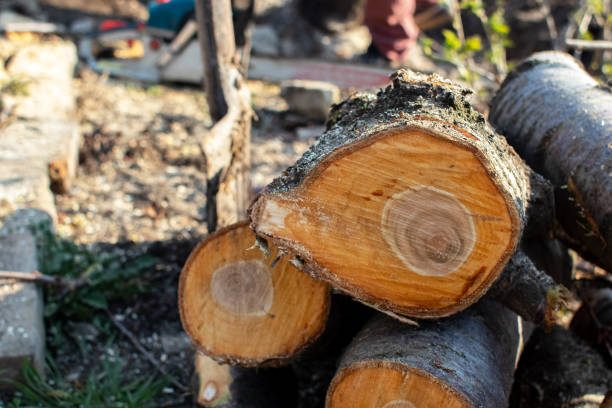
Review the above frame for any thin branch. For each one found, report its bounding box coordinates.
[0,269,88,291]
[105,309,189,393]
[565,38,612,51]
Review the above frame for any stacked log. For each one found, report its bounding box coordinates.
[180,53,612,407]
[249,70,561,322]
[490,51,612,272]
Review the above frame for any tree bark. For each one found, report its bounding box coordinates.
[191,1,255,405]
[487,250,567,326]
[250,70,550,319]
[196,0,252,232]
[326,300,532,408]
[509,326,612,408]
[179,221,331,367]
[490,51,612,272]
[570,286,612,364]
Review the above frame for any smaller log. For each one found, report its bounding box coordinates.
[194,351,298,407]
[509,326,612,408]
[488,250,569,326]
[522,238,573,288]
[179,221,331,366]
[326,300,532,408]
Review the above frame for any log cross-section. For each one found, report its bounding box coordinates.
[179,222,331,367]
[249,70,539,318]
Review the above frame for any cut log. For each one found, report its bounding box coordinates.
[490,51,612,272]
[509,326,612,408]
[179,221,331,366]
[194,351,299,407]
[249,70,548,318]
[326,300,532,408]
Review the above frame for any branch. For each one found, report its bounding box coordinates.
[0,269,88,291]
[106,309,189,393]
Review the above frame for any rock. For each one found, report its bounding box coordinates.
[0,211,48,389]
[251,25,280,56]
[281,80,340,121]
[160,332,192,354]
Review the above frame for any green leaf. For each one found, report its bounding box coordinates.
[442,29,461,51]
[81,291,108,310]
[465,35,482,52]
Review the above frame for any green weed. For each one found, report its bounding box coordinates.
[31,220,157,324]
[6,357,165,408]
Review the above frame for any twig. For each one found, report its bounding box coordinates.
[565,38,612,51]
[0,269,89,291]
[105,309,189,393]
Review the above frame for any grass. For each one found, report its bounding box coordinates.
[3,221,168,407]
[6,358,165,408]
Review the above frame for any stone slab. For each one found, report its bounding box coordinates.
[0,210,50,388]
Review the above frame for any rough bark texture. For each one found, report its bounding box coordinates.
[570,287,612,364]
[327,300,532,408]
[522,238,573,288]
[487,250,567,326]
[509,326,612,408]
[490,51,612,272]
[196,0,252,232]
[250,70,549,318]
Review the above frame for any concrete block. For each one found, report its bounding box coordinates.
[1,41,80,195]
[0,210,48,388]
[281,80,340,121]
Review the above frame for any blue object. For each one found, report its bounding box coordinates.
[147,0,195,33]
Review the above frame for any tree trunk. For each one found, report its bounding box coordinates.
[490,51,612,272]
[196,0,252,232]
[179,221,331,367]
[509,326,612,408]
[191,1,255,405]
[326,300,532,408]
[249,70,550,319]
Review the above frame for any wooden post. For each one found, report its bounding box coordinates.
[191,1,258,406]
[195,0,252,232]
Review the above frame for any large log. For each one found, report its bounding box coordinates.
[179,221,331,367]
[489,51,612,272]
[326,301,531,408]
[249,70,550,318]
